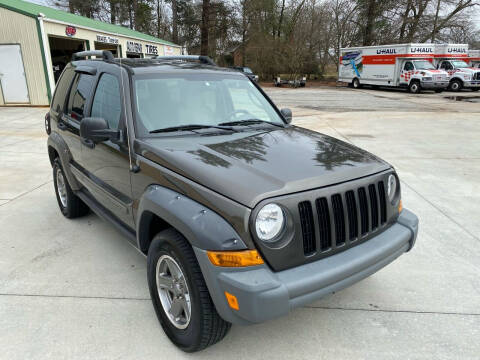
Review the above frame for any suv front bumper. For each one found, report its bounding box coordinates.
[194,209,418,325]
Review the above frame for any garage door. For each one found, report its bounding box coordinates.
[0,45,30,103]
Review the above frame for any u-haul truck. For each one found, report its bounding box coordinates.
[468,50,480,68]
[339,43,449,94]
[433,44,480,92]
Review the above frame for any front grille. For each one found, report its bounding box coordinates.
[300,181,388,256]
[474,72,480,80]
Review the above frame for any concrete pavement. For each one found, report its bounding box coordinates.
[0,88,479,359]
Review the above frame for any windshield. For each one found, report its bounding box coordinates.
[243,67,253,74]
[451,60,468,68]
[133,73,283,135]
[413,60,435,70]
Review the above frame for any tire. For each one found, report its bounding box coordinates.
[408,81,421,94]
[147,229,231,352]
[53,158,89,218]
[434,89,443,93]
[352,78,361,89]
[449,79,463,92]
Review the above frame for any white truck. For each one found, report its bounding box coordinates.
[468,50,480,68]
[339,43,449,94]
[434,44,480,92]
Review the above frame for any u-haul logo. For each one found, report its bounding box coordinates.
[376,49,397,54]
[448,47,467,54]
[411,47,433,53]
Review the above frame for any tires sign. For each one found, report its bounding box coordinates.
[65,25,76,37]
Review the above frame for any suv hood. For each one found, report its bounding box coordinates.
[138,126,390,208]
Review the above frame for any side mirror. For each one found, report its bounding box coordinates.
[80,117,119,144]
[280,108,292,124]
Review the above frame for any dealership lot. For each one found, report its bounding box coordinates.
[0,87,479,359]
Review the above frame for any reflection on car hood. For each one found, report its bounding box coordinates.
[139,126,390,208]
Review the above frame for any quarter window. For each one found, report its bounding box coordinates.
[91,73,122,129]
[67,74,95,121]
[51,66,75,113]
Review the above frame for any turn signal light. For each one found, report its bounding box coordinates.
[207,250,264,267]
[398,200,403,213]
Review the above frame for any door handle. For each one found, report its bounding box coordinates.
[81,137,95,149]
[57,122,67,130]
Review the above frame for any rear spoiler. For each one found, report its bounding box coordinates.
[154,55,216,66]
[72,50,114,61]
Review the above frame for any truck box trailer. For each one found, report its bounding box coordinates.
[433,44,480,92]
[339,43,449,94]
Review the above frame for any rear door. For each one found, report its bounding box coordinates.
[80,70,134,227]
[59,71,96,167]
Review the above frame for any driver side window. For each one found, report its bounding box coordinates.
[404,62,414,71]
[91,73,122,130]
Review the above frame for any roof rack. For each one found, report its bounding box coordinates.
[72,50,114,61]
[153,55,217,66]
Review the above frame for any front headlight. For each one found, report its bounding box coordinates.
[422,77,432,81]
[255,203,284,242]
[387,174,398,203]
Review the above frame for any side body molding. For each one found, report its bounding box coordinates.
[47,132,81,191]
[137,185,248,252]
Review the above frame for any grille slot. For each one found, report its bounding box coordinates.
[368,184,379,230]
[358,187,369,235]
[331,194,345,246]
[378,181,387,224]
[298,201,316,255]
[316,197,331,251]
[345,190,358,240]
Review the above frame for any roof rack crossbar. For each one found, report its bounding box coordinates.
[73,50,114,61]
[153,55,217,66]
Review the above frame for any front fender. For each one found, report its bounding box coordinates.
[137,185,248,252]
[47,132,81,191]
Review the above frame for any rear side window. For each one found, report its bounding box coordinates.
[67,74,95,121]
[91,73,122,129]
[51,67,75,113]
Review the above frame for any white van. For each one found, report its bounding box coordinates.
[434,44,480,92]
[468,50,480,67]
[339,44,449,94]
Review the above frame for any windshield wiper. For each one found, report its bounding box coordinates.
[150,124,234,134]
[218,119,285,128]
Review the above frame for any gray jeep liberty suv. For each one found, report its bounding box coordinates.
[46,51,419,352]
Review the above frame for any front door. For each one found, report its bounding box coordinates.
[0,45,29,103]
[80,71,134,227]
[400,61,415,85]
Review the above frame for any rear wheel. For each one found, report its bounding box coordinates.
[449,79,463,92]
[147,229,231,352]
[408,81,421,94]
[352,78,361,89]
[53,159,89,218]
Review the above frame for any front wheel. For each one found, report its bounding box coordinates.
[147,229,231,352]
[408,81,421,94]
[449,79,463,92]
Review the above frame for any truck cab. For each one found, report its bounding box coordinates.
[437,59,480,92]
[399,59,449,94]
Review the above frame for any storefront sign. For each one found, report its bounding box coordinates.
[145,44,158,55]
[65,25,76,37]
[164,46,175,56]
[96,34,119,44]
[127,41,142,54]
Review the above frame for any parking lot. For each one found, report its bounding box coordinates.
[0,87,479,359]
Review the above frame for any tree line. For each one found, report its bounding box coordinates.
[53,0,480,79]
